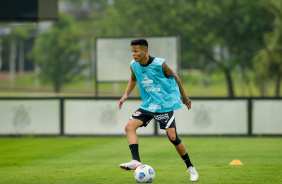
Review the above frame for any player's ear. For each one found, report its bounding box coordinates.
[144,47,148,53]
[141,45,148,53]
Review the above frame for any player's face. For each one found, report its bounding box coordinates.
[131,45,147,62]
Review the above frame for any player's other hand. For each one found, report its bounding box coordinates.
[118,95,128,109]
[182,96,191,110]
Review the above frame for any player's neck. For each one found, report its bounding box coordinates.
[139,55,150,66]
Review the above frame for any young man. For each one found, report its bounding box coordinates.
[118,38,198,182]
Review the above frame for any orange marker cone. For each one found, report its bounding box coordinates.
[229,159,243,165]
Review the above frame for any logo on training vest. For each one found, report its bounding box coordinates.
[141,75,161,93]
[141,80,153,87]
[149,103,161,110]
[145,88,161,92]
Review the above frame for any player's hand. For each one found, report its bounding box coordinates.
[118,95,128,109]
[182,96,191,110]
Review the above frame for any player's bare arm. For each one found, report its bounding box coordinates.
[162,62,191,110]
[119,66,137,109]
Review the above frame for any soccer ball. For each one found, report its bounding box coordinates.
[134,164,155,183]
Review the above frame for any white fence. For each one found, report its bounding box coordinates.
[0,98,281,136]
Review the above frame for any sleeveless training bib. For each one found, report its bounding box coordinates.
[130,57,182,113]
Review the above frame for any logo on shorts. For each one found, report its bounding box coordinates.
[133,111,142,116]
[154,113,169,122]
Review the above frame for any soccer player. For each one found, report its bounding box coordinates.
[118,38,198,182]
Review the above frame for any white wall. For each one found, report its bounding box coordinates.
[160,100,248,135]
[253,100,282,134]
[64,100,154,135]
[0,100,60,134]
[64,100,248,135]
[0,99,281,135]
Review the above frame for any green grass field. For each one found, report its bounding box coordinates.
[0,137,281,184]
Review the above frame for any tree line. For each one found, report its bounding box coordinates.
[0,0,281,96]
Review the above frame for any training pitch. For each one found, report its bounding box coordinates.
[0,137,281,183]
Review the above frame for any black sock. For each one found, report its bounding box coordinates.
[129,144,141,162]
[181,153,193,168]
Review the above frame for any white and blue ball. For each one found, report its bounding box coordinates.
[134,164,155,183]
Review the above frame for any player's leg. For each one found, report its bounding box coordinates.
[166,128,193,167]
[120,118,143,170]
[166,128,198,181]
[166,128,187,156]
[119,119,143,170]
[125,118,143,161]
[125,118,143,145]
[156,111,198,181]
[120,109,152,170]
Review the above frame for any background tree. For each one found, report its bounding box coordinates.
[92,0,273,97]
[29,13,85,93]
[253,0,282,97]
[25,0,277,96]
[59,0,110,89]
[175,0,273,97]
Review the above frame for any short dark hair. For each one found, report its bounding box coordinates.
[131,38,148,48]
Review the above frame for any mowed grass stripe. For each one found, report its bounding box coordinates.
[0,137,281,184]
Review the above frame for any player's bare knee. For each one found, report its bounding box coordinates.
[125,123,132,133]
[166,130,181,146]
[168,134,177,141]
[125,121,138,133]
